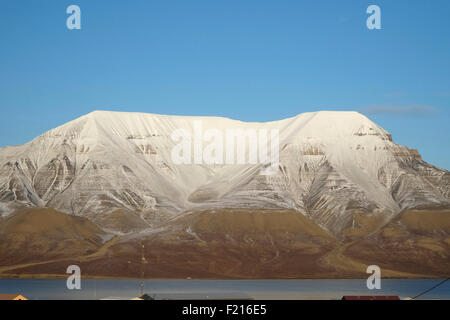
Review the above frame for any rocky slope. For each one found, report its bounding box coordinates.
[0,110,448,278]
[0,110,448,234]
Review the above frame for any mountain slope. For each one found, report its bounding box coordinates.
[0,110,449,278]
[2,208,449,278]
[0,208,107,266]
[0,110,448,237]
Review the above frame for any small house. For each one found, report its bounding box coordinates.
[0,294,28,300]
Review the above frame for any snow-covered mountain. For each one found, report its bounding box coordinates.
[0,110,448,235]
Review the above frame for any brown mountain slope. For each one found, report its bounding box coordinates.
[0,209,449,278]
[343,209,450,277]
[0,209,338,278]
[0,208,107,267]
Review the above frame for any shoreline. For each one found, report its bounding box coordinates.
[0,274,447,280]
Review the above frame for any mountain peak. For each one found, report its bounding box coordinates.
[0,109,447,236]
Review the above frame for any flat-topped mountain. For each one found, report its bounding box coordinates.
[0,111,448,278]
[1,110,447,234]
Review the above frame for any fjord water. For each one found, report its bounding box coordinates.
[0,279,449,300]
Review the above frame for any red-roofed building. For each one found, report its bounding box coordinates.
[342,296,400,300]
[0,294,28,300]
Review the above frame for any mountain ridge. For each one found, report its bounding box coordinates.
[0,110,449,278]
[0,110,448,236]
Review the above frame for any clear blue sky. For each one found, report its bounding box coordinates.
[0,0,449,169]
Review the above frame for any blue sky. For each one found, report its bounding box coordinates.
[0,0,449,169]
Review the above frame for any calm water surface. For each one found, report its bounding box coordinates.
[0,278,449,300]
